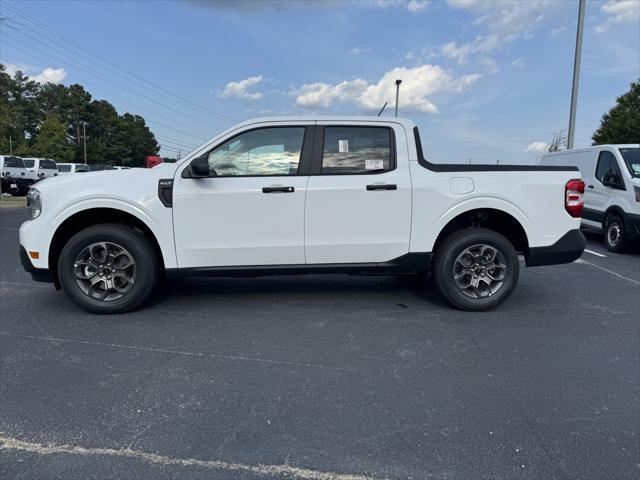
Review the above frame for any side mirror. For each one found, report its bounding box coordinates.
[187,155,210,178]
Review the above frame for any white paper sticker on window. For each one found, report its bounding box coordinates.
[365,159,384,170]
[338,140,349,153]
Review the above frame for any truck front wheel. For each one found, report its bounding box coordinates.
[432,228,519,311]
[58,224,159,314]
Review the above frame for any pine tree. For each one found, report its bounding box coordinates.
[31,115,75,162]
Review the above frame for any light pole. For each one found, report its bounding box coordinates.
[394,79,402,117]
[568,0,586,149]
[83,122,87,164]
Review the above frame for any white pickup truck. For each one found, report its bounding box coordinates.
[20,117,586,313]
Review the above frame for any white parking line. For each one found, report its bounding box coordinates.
[0,434,384,480]
[575,259,640,285]
[584,249,606,258]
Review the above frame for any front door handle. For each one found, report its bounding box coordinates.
[262,186,295,193]
[366,184,397,191]
[587,184,594,189]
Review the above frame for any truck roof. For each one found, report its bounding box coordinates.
[229,116,417,129]
[543,144,640,157]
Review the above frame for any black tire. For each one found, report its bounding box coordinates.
[432,228,519,311]
[58,224,159,314]
[603,214,627,253]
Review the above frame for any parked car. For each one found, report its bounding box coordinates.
[20,116,585,314]
[112,166,131,170]
[1,155,33,195]
[540,145,640,252]
[57,163,91,174]
[23,158,59,181]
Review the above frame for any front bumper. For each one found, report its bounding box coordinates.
[526,229,586,267]
[19,245,54,284]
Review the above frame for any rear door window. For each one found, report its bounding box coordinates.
[40,160,57,169]
[3,156,24,168]
[321,127,394,174]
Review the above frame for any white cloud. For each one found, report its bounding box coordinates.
[441,1,553,63]
[407,0,430,12]
[349,46,370,55]
[3,63,66,84]
[511,58,524,67]
[547,26,567,38]
[292,65,481,114]
[479,57,499,74]
[525,141,548,154]
[220,75,264,100]
[32,67,66,84]
[595,0,640,34]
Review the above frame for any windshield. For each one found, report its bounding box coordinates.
[58,164,71,172]
[619,147,640,177]
[76,164,90,172]
[23,159,35,168]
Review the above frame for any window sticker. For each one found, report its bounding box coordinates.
[365,159,384,170]
[338,140,349,153]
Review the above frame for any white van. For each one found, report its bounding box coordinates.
[540,145,640,252]
[0,155,33,195]
[56,163,90,174]
[23,158,59,181]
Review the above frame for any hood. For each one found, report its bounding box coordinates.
[33,165,178,197]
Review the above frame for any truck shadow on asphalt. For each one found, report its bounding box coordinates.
[150,274,452,310]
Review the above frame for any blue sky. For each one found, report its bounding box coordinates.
[1,0,639,162]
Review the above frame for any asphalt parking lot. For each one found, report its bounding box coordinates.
[1,206,638,480]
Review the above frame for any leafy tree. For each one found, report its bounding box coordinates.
[1,63,159,165]
[592,81,640,145]
[30,115,75,162]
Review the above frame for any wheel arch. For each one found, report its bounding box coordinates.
[49,207,166,288]
[432,208,530,262]
[603,205,626,226]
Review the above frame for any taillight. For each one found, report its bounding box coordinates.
[565,179,585,218]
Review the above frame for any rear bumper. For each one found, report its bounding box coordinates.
[623,212,640,240]
[526,229,585,267]
[19,245,54,283]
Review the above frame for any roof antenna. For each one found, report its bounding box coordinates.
[377,102,388,117]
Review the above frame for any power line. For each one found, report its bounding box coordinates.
[2,2,236,123]
[1,29,227,135]
[0,42,214,143]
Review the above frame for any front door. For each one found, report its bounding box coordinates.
[173,124,312,268]
[304,123,412,264]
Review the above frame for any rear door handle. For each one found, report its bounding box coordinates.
[366,184,397,191]
[262,186,295,193]
[587,184,594,189]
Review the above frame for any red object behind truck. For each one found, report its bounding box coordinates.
[145,156,162,168]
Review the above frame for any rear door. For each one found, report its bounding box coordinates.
[173,123,313,268]
[304,122,412,264]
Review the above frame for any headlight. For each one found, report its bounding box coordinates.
[26,188,42,219]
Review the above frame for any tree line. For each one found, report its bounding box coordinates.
[0,63,159,166]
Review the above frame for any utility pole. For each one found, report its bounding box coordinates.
[394,79,402,117]
[568,0,586,150]
[83,122,87,164]
[9,135,12,155]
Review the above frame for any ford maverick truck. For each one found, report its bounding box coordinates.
[19,117,586,313]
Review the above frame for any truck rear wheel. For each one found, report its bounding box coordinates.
[58,224,159,314]
[432,228,519,311]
